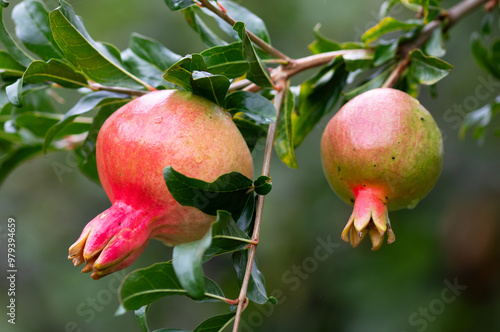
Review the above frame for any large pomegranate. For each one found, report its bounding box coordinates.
[321,88,443,250]
[69,90,253,279]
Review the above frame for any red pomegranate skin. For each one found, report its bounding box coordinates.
[69,90,253,279]
[321,88,443,250]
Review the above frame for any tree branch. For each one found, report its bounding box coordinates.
[231,78,288,332]
[88,82,151,96]
[196,0,291,62]
[384,0,489,88]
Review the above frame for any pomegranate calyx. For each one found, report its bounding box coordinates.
[341,187,395,251]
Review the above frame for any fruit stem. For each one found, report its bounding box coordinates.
[231,78,288,332]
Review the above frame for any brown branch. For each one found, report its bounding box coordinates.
[88,82,151,96]
[231,78,288,332]
[196,0,291,62]
[384,0,489,88]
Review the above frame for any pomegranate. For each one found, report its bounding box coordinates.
[69,90,253,279]
[321,88,443,250]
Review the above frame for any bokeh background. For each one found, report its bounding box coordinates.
[1,0,500,331]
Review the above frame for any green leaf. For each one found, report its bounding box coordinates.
[163,54,207,91]
[12,0,63,61]
[424,26,445,57]
[49,1,152,90]
[235,193,255,233]
[471,33,500,79]
[225,91,276,124]
[23,59,88,88]
[361,17,421,44]
[190,71,230,106]
[43,91,130,150]
[0,5,33,66]
[122,49,168,88]
[193,312,236,332]
[253,175,272,195]
[201,1,271,44]
[274,88,297,168]
[119,262,225,311]
[232,113,267,151]
[343,65,395,101]
[232,251,268,304]
[130,33,181,72]
[172,227,212,299]
[5,78,23,107]
[293,59,348,147]
[204,210,251,260]
[163,166,254,216]
[134,305,150,332]
[183,6,226,47]
[233,22,273,88]
[164,0,194,11]
[0,144,43,186]
[14,111,90,138]
[409,49,453,85]
[308,24,342,54]
[201,42,249,79]
[0,50,25,76]
[459,102,500,143]
[373,41,398,66]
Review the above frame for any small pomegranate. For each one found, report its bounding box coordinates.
[69,90,253,279]
[321,88,443,250]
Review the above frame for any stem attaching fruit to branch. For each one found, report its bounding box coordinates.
[231,78,288,332]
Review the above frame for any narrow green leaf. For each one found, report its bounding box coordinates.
[49,1,151,90]
[292,59,348,147]
[232,114,267,151]
[5,78,23,107]
[308,24,342,55]
[424,26,445,57]
[43,91,130,150]
[119,262,225,310]
[235,193,255,234]
[12,0,63,61]
[130,33,181,71]
[233,22,273,88]
[173,227,212,299]
[343,65,395,101]
[183,6,226,47]
[163,166,254,216]
[203,213,252,261]
[14,111,90,138]
[274,88,297,168]
[459,102,500,143]
[122,49,170,88]
[193,312,236,332]
[361,17,421,44]
[134,305,150,332]
[23,59,88,88]
[373,41,398,66]
[471,33,500,79]
[232,251,268,304]
[190,71,230,106]
[164,0,194,11]
[0,5,33,66]
[201,42,249,79]
[225,91,276,124]
[0,50,25,76]
[163,54,207,91]
[409,49,453,85]
[201,0,271,44]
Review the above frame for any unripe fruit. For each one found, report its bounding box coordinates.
[321,88,443,250]
[69,90,253,279]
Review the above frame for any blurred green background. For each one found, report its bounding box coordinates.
[1,0,500,331]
